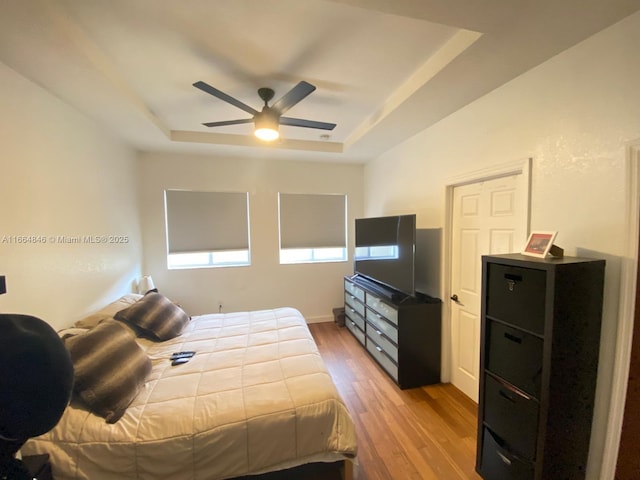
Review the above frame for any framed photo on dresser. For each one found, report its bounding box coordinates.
[522,231,557,258]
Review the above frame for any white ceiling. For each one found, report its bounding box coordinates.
[1,0,639,163]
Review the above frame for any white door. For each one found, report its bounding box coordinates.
[450,174,527,401]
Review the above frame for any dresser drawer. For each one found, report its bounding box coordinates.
[345,307,365,331]
[479,428,534,480]
[486,321,543,398]
[345,317,365,346]
[344,279,365,302]
[487,264,546,335]
[366,338,398,381]
[365,308,398,343]
[366,323,398,361]
[365,294,398,325]
[483,374,539,459]
[345,292,366,317]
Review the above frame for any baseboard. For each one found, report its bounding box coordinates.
[306,315,333,324]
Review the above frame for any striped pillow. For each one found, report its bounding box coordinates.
[65,320,151,423]
[114,292,190,341]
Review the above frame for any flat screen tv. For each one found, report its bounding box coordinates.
[354,214,416,296]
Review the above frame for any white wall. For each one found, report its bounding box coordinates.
[0,62,142,330]
[364,11,640,480]
[138,152,363,321]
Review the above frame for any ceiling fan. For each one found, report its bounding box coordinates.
[193,80,336,141]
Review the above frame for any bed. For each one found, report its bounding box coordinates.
[22,293,357,480]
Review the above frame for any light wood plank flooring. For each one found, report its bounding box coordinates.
[309,321,482,480]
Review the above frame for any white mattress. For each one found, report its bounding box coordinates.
[23,308,357,479]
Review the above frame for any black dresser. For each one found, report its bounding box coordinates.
[344,275,441,389]
[476,254,605,480]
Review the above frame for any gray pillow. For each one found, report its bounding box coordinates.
[65,320,151,423]
[114,292,190,341]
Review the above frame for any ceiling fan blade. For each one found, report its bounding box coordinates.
[202,118,254,128]
[193,81,258,116]
[271,81,316,114]
[280,117,336,130]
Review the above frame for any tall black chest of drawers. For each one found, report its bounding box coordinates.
[476,254,605,480]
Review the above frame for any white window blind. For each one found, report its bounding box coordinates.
[279,193,346,249]
[165,190,249,254]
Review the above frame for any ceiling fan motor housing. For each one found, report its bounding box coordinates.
[255,109,279,130]
[258,87,275,105]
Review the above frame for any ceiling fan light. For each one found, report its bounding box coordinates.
[254,112,279,141]
[255,127,279,141]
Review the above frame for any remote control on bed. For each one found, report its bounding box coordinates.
[171,357,191,366]
[170,351,195,359]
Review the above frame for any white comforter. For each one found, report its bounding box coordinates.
[23,308,357,479]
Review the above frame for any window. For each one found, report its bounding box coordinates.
[164,190,250,269]
[354,245,399,260]
[278,193,347,264]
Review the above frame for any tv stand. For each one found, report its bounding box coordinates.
[344,275,441,388]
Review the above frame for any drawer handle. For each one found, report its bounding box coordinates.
[350,321,356,327]
[497,451,512,466]
[496,381,532,400]
[504,273,522,292]
[504,332,522,344]
[350,308,355,314]
[375,346,383,353]
[375,329,382,336]
[499,390,516,403]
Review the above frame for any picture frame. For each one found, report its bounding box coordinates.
[522,231,557,258]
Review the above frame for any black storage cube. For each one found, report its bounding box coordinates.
[487,264,546,335]
[483,374,539,459]
[485,320,543,398]
[479,428,535,480]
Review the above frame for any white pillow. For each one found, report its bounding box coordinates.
[74,294,143,329]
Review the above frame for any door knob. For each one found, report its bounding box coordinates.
[450,294,459,302]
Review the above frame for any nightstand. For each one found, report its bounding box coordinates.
[21,454,53,480]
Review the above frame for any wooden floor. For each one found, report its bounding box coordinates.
[309,321,482,480]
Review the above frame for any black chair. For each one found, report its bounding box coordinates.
[0,314,74,480]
